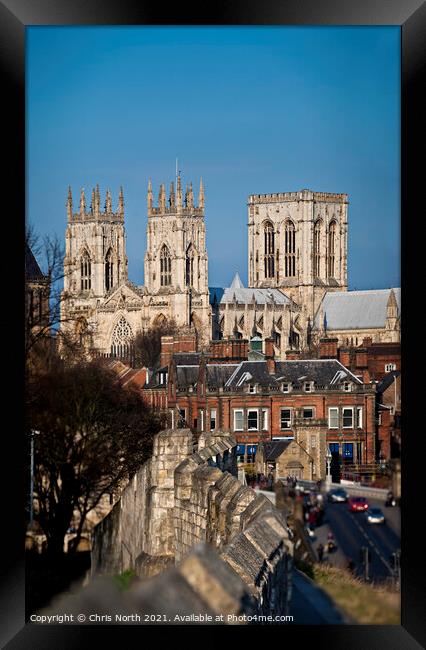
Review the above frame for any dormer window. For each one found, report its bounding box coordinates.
[304,382,312,393]
[281,382,290,393]
[248,384,257,394]
[159,371,168,385]
[343,381,352,392]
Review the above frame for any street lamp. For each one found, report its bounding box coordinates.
[326,447,332,487]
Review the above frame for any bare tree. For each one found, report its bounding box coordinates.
[25,226,80,365]
[26,355,163,557]
[134,318,178,368]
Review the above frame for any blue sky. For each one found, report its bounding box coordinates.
[27,26,400,289]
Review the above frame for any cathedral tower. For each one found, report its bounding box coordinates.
[247,189,348,322]
[63,185,128,303]
[144,174,210,344]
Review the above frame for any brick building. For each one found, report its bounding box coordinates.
[141,337,377,480]
[376,371,401,462]
[318,337,400,383]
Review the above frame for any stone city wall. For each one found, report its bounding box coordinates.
[91,427,294,617]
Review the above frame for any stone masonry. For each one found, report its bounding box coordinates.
[90,427,294,618]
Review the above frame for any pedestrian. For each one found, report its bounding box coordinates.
[317,543,324,562]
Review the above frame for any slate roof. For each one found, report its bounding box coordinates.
[224,359,363,389]
[262,440,292,461]
[376,370,400,395]
[25,244,46,282]
[145,358,363,391]
[314,289,401,331]
[217,273,293,306]
[220,286,292,306]
[173,353,201,366]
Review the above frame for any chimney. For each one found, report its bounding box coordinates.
[285,349,301,360]
[160,335,174,368]
[339,349,351,368]
[355,349,368,369]
[265,337,276,374]
[319,337,338,359]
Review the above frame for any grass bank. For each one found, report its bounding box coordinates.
[311,563,400,625]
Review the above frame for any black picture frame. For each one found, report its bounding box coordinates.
[2,1,424,647]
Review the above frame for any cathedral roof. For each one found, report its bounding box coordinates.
[314,288,401,331]
[220,284,292,306]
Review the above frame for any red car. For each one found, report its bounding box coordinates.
[348,496,369,512]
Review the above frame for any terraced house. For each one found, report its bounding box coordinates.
[142,337,376,480]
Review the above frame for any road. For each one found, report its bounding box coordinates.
[323,497,400,583]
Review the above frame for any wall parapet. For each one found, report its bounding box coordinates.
[91,427,293,616]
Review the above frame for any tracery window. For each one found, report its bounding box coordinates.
[186,244,194,287]
[160,245,172,286]
[80,250,92,290]
[327,221,336,278]
[284,220,296,277]
[111,316,133,357]
[263,221,275,278]
[105,249,114,291]
[313,220,322,278]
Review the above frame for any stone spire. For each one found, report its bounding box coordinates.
[105,188,112,214]
[198,177,204,210]
[79,188,86,216]
[187,182,194,209]
[169,181,175,208]
[230,272,244,289]
[95,184,101,217]
[91,188,96,215]
[118,186,124,217]
[159,183,166,211]
[147,179,153,212]
[67,186,73,221]
[176,172,182,208]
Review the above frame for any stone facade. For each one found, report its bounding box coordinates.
[91,428,293,619]
[248,189,348,325]
[213,273,303,358]
[60,178,211,356]
[255,432,327,482]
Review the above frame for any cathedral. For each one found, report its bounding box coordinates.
[61,176,211,356]
[60,178,399,360]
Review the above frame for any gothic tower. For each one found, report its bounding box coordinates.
[144,174,210,344]
[63,185,128,305]
[247,189,348,323]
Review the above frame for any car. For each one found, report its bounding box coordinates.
[348,496,369,512]
[366,507,385,524]
[327,488,348,503]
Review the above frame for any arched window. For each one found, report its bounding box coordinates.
[313,220,322,278]
[80,250,91,290]
[105,249,114,291]
[327,221,336,278]
[186,244,195,287]
[284,220,296,277]
[110,316,133,358]
[160,245,172,286]
[263,221,275,279]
